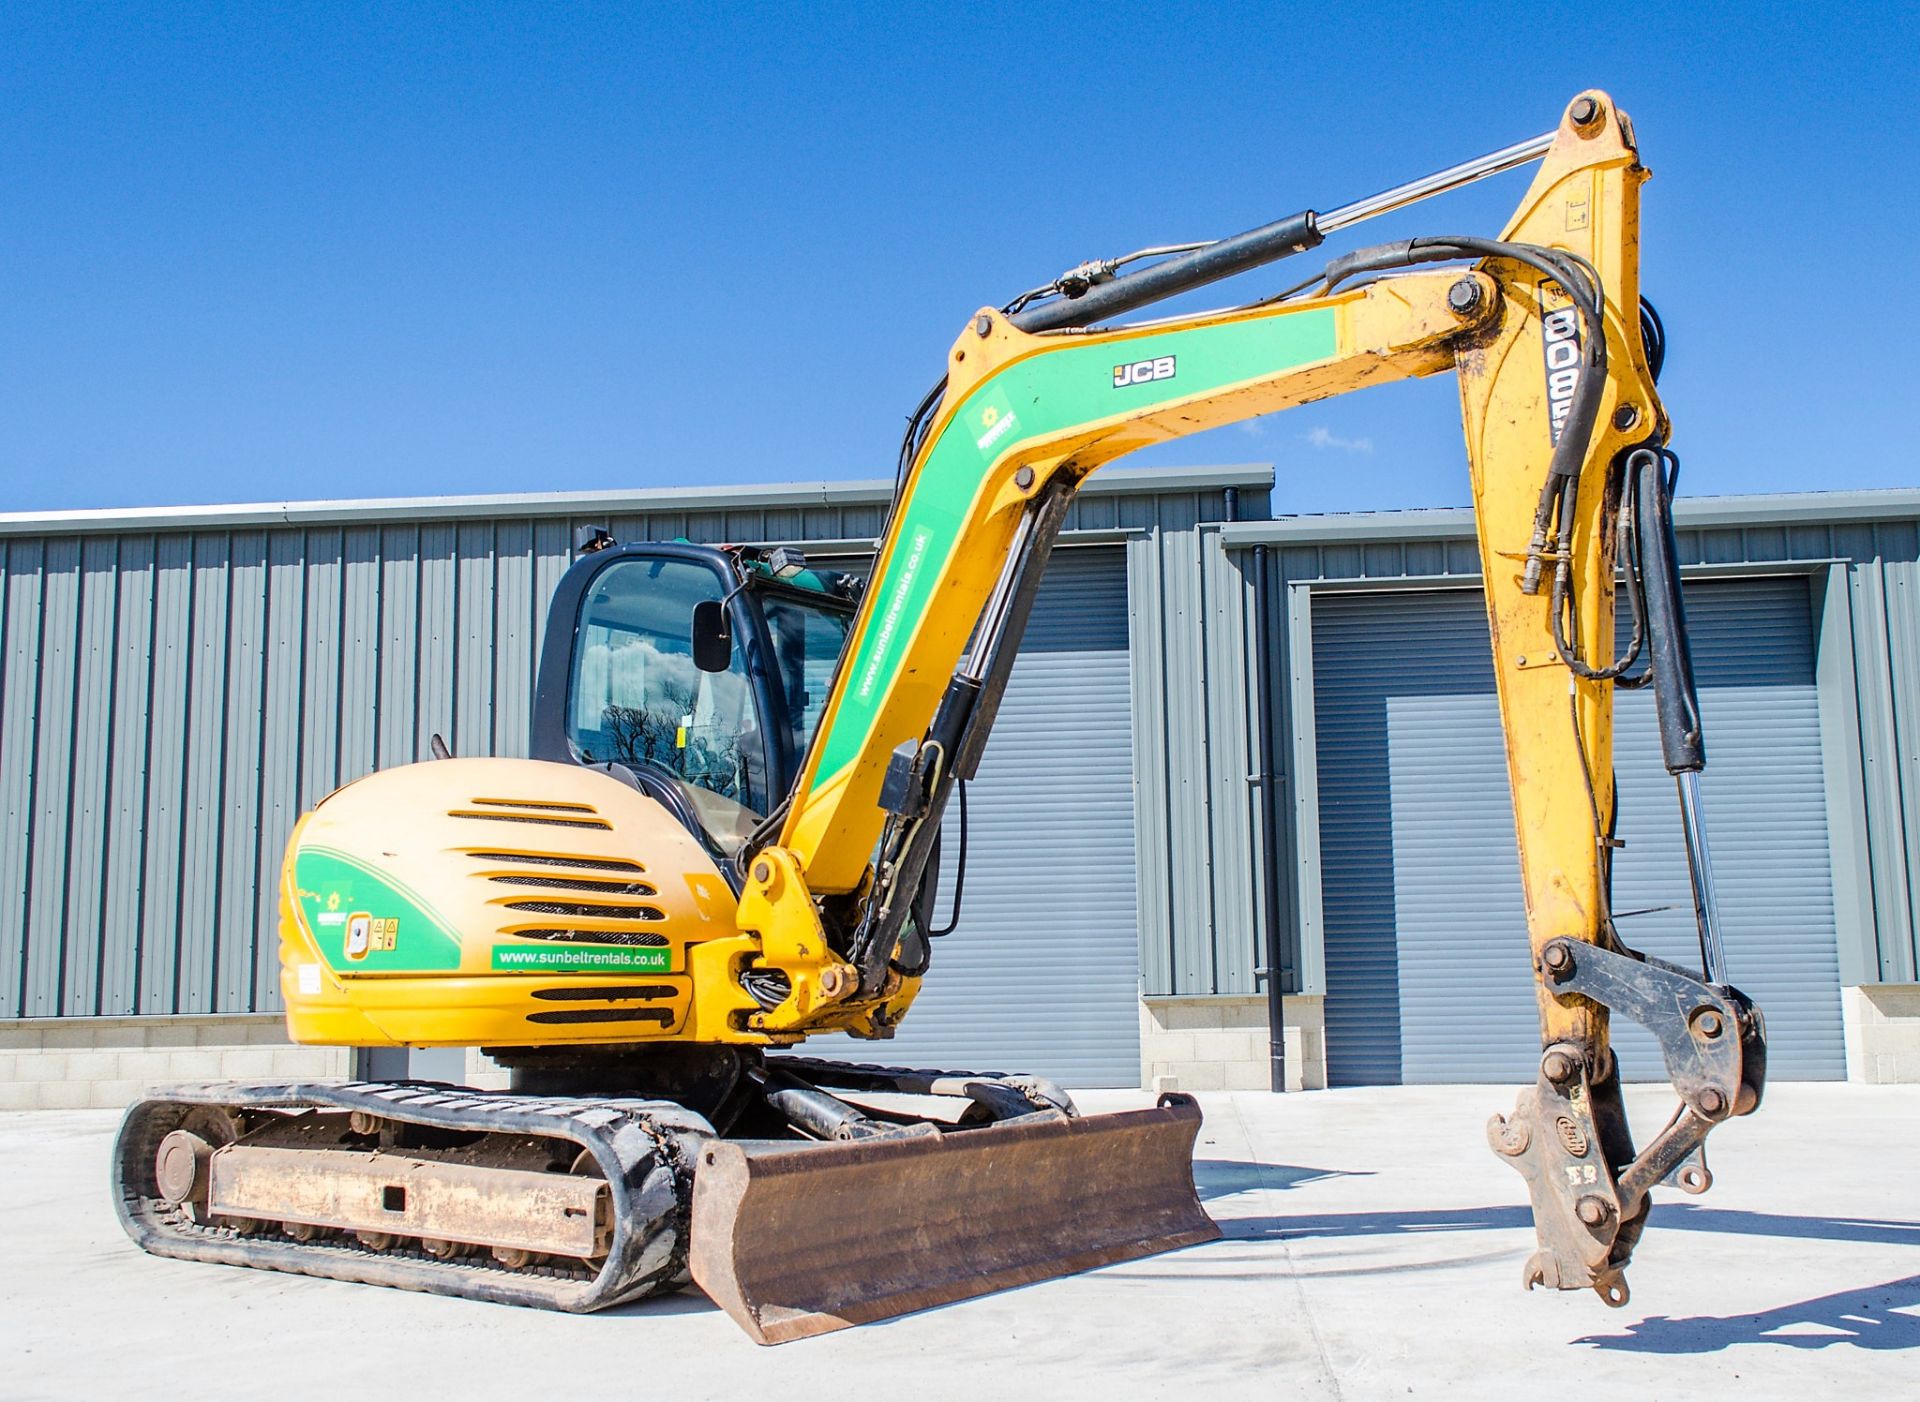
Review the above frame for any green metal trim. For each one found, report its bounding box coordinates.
[1812,563,1881,987]
[1843,559,1919,985]
[1283,582,1327,998]
[293,847,465,974]
[1125,532,1177,997]
[810,310,1338,789]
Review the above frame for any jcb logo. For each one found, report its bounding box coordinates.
[1112,355,1176,388]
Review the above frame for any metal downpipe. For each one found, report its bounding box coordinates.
[1252,541,1287,1092]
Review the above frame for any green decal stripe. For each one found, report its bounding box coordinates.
[294,846,467,973]
[811,308,1337,786]
[491,945,676,973]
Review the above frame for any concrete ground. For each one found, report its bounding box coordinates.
[2,1083,1915,1401]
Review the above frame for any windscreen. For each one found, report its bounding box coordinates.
[568,556,769,852]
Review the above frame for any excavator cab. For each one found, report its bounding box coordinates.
[528,541,861,873]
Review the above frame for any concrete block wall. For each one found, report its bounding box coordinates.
[0,1016,352,1111]
[1841,985,1920,1083]
[465,1048,513,1090]
[1140,994,1326,1092]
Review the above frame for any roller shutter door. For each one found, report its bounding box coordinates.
[1314,577,1844,1085]
[812,547,1142,1087]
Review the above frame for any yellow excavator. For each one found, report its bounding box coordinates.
[114,91,1766,1342]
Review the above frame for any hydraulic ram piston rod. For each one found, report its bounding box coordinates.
[1316,132,1556,233]
[1011,129,1555,333]
[1676,771,1729,984]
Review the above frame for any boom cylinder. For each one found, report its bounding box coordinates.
[1009,213,1323,333]
[1008,129,1554,335]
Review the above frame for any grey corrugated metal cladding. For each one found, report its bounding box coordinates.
[0,468,1269,1020]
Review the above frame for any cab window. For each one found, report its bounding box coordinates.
[759,592,855,764]
[568,557,769,849]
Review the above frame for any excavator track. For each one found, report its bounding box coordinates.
[113,1079,713,1311]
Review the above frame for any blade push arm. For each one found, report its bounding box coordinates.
[726,92,1764,1305]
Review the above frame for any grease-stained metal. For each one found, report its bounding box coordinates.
[689,1095,1217,1344]
[208,1146,613,1259]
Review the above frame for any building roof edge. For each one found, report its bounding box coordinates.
[1218,488,1920,546]
[0,463,1277,538]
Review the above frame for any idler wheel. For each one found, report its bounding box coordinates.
[154,1131,214,1207]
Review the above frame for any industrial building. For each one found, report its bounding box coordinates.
[3,464,1917,1106]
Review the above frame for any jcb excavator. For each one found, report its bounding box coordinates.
[114,91,1766,1343]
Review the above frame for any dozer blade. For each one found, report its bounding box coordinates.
[688,1095,1219,1344]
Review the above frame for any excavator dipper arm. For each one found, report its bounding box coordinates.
[733,91,1765,1307]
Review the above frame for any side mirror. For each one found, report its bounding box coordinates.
[692,599,733,672]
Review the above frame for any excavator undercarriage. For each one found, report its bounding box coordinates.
[117,1057,1215,1341]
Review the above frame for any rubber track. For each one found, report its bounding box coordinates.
[113,1080,714,1312]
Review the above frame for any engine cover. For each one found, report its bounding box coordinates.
[277,757,763,1048]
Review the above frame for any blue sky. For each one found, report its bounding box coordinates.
[2,3,1914,514]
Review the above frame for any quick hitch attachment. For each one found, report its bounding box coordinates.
[1488,937,1766,1306]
